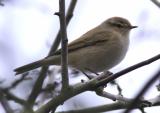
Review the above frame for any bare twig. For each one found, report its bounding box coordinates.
[7,74,30,90]
[27,67,48,107]
[49,0,77,56]
[56,102,127,113]
[5,91,26,105]
[0,91,14,113]
[58,0,69,90]
[96,89,131,102]
[0,0,4,6]
[0,88,27,107]
[151,0,160,8]
[83,72,124,101]
[55,96,160,113]
[123,68,160,113]
[26,0,77,107]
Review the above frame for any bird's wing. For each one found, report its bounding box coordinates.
[54,28,112,55]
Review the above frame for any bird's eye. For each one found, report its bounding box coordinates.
[114,23,123,28]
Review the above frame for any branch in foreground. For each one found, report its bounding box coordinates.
[0,0,4,6]
[151,0,160,8]
[96,89,131,102]
[3,89,26,106]
[58,0,69,90]
[49,0,77,56]
[0,91,13,113]
[124,68,160,113]
[7,73,30,90]
[35,54,160,113]
[26,0,77,107]
[56,96,160,113]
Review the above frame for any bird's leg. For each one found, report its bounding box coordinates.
[81,71,94,80]
[84,68,99,75]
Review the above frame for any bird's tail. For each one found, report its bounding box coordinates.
[14,59,45,75]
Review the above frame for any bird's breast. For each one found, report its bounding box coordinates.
[67,36,129,72]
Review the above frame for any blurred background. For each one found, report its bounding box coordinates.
[0,0,160,113]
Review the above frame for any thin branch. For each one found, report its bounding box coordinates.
[151,0,160,8]
[0,91,14,113]
[57,102,127,113]
[96,89,131,102]
[0,0,4,6]
[0,88,26,106]
[5,91,26,105]
[96,54,160,87]
[55,96,160,113]
[27,67,48,107]
[49,0,77,56]
[123,68,160,113]
[84,72,125,101]
[58,0,69,90]
[7,73,30,90]
[26,0,77,107]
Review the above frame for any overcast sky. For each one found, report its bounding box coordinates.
[0,0,160,113]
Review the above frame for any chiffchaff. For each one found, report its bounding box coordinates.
[14,17,137,75]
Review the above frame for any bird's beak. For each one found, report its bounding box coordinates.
[130,25,138,29]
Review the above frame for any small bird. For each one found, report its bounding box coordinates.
[14,17,137,75]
